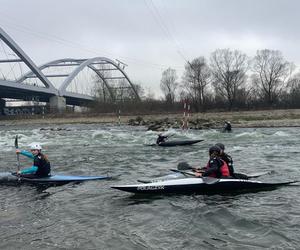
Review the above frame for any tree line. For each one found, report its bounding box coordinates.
[92,48,300,114]
[161,48,300,111]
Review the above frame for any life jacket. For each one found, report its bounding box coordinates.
[219,160,230,177]
[221,154,234,176]
[34,153,51,177]
[205,158,230,178]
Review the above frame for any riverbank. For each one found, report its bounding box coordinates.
[1,109,300,129]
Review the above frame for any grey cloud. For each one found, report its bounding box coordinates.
[1,0,300,96]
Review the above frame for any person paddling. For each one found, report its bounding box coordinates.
[223,121,232,132]
[156,134,168,145]
[15,143,51,178]
[195,145,230,178]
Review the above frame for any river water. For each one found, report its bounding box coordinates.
[0,124,299,249]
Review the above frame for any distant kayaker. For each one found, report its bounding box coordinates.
[156,134,168,145]
[195,145,230,178]
[223,121,232,132]
[15,142,51,177]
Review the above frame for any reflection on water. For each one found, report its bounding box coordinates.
[0,124,299,249]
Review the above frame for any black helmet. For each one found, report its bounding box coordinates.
[209,145,221,155]
[215,143,225,150]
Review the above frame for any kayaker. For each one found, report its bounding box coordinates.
[215,143,248,179]
[223,121,232,132]
[156,134,168,145]
[195,145,230,178]
[15,142,51,177]
[215,143,234,176]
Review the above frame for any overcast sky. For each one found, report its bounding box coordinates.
[1,0,300,97]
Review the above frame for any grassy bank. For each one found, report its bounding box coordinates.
[1,109,300,128]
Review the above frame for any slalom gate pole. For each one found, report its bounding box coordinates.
[187,103,190,130]
[182,100,188,130]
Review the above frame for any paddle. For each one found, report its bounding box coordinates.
[177,162,204,173]
[15,135,20,172]
[170,168,196,177]
[170,169,220,184]
[178,162,272,180]
[160,134,172,140]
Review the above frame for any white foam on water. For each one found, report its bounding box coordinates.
[91,130,113,139]
[273,131,290,137]
[235,131,266,138]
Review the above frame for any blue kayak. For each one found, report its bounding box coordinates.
[0,172,111,185]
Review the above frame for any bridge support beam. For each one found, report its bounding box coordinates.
[49,96,66,113]
[0,99,5,115]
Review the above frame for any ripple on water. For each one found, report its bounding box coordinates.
[0,125,299,249]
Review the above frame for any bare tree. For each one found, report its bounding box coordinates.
[160,68,178,104]
[128,82,145,100]
[93,77,113,103]
[93,64,114,102]
[284,71,300,107]
[287,72,300,90]
[210,49,248,110]
[251,49,294,106]
[182,57,211,111]
[144,87,155,100]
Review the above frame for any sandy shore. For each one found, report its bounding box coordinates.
[1,109,300,128]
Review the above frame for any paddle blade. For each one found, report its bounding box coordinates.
[15,135,18,149]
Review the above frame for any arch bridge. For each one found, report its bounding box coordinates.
[0,26,140,112]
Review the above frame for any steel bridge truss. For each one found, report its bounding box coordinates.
[0,26,140,105]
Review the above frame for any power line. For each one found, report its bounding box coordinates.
[0,13,184,71]
[158,0,191,61]
[144,0,189,63]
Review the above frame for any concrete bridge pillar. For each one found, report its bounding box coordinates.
[49,96,66,113]
[0,99,5,115]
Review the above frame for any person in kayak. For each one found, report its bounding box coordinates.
[223,121,232,132]
[214,143,248,179]
[195,145,230,178]
[215,143,234,176]
[15,142,51,178]
[156,134,168,145]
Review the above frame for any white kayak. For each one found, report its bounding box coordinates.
[112,177,297,195]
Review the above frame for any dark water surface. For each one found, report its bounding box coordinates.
[0,124,299,249]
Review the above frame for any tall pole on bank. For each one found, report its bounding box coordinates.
[182,99,190,131]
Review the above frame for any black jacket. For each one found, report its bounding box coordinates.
[202,157,224,178]
[156,135,168,144]
[34,153,51,177]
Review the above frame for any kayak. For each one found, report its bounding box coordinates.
[157,139,203,147]
[112,178,297,195]
[0,172,111,186]
[137,171,271,183]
